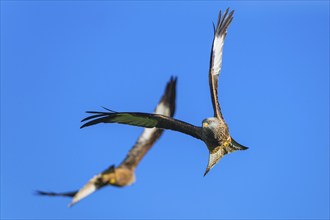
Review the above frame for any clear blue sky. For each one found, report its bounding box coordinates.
[1,1,329,219]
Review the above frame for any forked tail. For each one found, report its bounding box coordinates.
[204,138,248,176]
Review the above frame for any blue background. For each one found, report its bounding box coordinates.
[1,1,329,219]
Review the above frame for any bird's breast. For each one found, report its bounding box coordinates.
[202,129,222,149]
[202,126,230,152]
[113,168,136,187]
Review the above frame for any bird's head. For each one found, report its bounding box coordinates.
[202,117,228,145]
[202,117,224,130]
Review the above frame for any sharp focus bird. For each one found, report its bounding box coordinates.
[80,9,248,176]
[37,77,177,207]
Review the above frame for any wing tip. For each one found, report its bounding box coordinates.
[35,190,77,197]
[35,190,47,196]
[215,8,234,37]
[158,76,177,117]
[68,201,76,208]
[203,168,211,177]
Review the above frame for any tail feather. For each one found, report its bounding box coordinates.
[231,138,248,150]
[204,138,248,176]
[204,148,225,176]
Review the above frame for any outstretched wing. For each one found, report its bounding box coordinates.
[209,8,234,119]
[81,113,202,141]
[119,76,177,169]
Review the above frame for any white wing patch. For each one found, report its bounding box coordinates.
[155,102,170,116]
[68,175,100,207]
[211,34,226,76]
[137,101,170,142]
[138,127,158,143]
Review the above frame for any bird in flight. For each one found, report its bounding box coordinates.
[80,8,248,176]
[37,77,177,207]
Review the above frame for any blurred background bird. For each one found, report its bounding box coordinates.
[37,77,177,207]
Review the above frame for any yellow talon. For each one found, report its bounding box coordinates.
[109,178,116,184]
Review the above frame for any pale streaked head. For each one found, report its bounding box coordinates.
[202,117,220,129]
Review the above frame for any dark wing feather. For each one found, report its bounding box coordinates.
[119,76,177,169]
[36,190,77,198]
[209,8,234,119]
[81,112,202,141]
